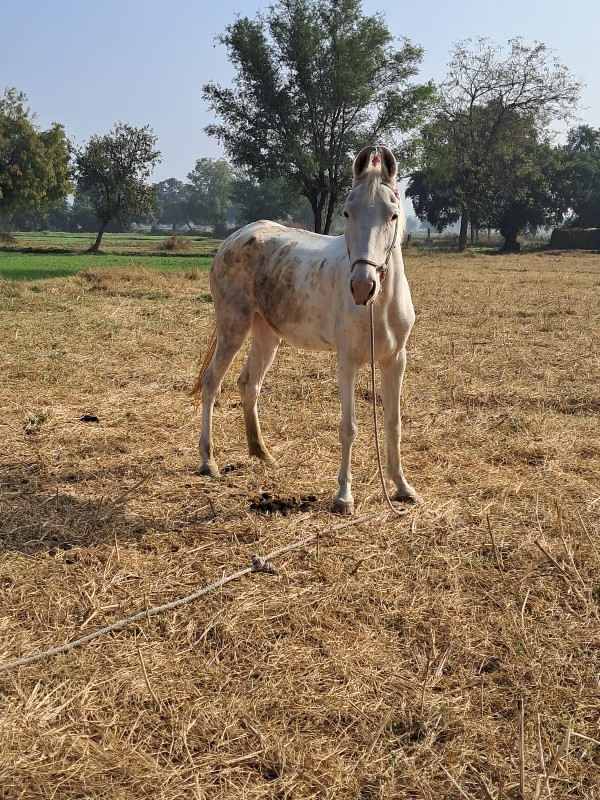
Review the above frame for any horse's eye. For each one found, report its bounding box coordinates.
[343,211,349,218]
[391,213,398,221]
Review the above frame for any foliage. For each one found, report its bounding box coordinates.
[203,0,434,233]
[405,157,461,234]
[7,199,71,232]
[73,122,161,252]
[490,130,561,251]
[231,172,301,225]
[185,158,233,236]
[153,178,192,231]
[554,125,600,228]
[0,88,71,223]
[408,38,582,250]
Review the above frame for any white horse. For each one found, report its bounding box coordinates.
[193,145,420,515]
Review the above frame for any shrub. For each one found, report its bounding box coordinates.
[161,235,194,252]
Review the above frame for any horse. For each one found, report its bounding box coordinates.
[192,145,420,515]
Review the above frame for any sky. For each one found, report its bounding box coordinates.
[2,0,599,185]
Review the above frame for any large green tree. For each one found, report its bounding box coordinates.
[231,172,302,226]
[408,106,562,251]
[73,122,161,252]
[203,0,433,234]
[186,158,233,236]
[555,125,600,228]
[153,178,191,231]
[486,124,561,251]
[0,88,71,224]
[409,38,582,250]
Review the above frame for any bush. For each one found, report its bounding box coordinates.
[161,235,194,252]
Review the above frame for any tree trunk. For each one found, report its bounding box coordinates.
[308,197,323,234]
[499,226,521,252]
[307,186,330,234]
[323,190,337,235]
[88,220,108,254]
[458,207,469,251]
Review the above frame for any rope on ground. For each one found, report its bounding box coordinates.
[369,304,408,517]
[1,308,409,673]
[0,512,383,674]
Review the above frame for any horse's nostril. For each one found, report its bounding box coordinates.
[350,280,355,297]
[368,280,376,299]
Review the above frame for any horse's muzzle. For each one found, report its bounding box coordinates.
[350,276,376,305]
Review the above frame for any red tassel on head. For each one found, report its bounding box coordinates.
[371,154,381,166]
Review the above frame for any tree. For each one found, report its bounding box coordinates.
[486,126,561,251]
[73,122,161,253]
[410,38,582,250]
[9,198,71,231]
[555,125,600,228]
[153,178,191,231]
[186,158,233,236]
[203,0,433,234]
[70,191,101,232]
[0,88,71,224]
[231,172,301,225]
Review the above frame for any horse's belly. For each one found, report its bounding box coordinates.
[264,314,336,352]
[282,325,335,351]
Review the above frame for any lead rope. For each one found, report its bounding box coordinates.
[0,512,385,673]
[369,304,408,517]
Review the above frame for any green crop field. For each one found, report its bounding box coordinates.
[0,231,218,281]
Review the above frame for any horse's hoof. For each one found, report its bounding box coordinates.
[393,487,423,504]
[331,498,354,516]
[197,463,221,479]
[252,452,276,466]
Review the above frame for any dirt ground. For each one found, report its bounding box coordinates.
[0,250,599,798]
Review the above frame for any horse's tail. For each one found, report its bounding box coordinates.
[189,326,217,403]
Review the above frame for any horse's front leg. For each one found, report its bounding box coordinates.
[379,348,422,504]
[332,354,358,515]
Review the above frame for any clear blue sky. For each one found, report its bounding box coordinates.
[2,0,599,183]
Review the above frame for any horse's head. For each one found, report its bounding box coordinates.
[343,145,403,306]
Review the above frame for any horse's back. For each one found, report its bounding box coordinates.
[212,220,338,270]
[210,221,346,348]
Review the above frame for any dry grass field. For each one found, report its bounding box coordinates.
[0,249,599,799]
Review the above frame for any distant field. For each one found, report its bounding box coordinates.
[0,231,218,280]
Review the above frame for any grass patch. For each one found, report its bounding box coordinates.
[1,230,221,254]
[0,231,217,281]
[0,251,212,281]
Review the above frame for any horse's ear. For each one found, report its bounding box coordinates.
[353,145,398,186]
[353,146,376,182]
[379,147,398,186]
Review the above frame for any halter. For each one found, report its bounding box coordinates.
[348,145,400,283]
[349,214,399,282]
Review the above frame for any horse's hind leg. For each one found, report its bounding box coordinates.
[198,323,250,478]
[238,313,281,464]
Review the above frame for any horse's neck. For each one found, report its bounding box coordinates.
[387,246,405,278]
